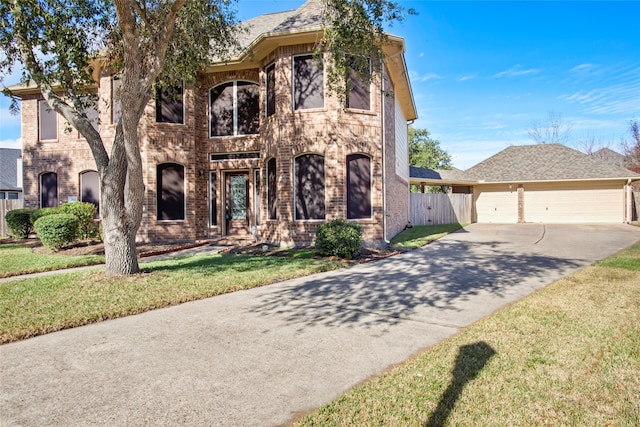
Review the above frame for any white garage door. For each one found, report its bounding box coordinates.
[525,182,623,223]
[475,185,518,223]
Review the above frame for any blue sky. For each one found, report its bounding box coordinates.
[1,1,638,169]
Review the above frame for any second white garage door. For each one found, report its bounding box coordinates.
[524,181,623,223]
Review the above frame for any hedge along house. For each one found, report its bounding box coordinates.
[10,0,417,246]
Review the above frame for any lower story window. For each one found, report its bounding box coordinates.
[157,163,185,220]
[347,154,372,219]
[80,170,100,216]
[40,172,58,208]
[294,153,325,220]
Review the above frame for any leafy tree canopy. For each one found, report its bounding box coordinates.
[409,126,452,170]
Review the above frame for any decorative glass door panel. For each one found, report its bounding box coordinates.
[230,175,247,220]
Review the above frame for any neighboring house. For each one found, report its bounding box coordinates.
[8,0,417,246]
[410,144,640,224]
[0,148,23,200]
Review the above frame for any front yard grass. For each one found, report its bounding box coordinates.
[390,223,466,249]
[294,241,640,426]
[0,253,345,343]
[0,243,104,278]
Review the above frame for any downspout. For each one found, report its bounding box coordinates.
[626,178,632,223]
[381,61,387,243]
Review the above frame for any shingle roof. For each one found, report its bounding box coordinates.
[237,0,325,51]
[466,144,639,182]
[410,166,474,182]
[591,147,627,167]
[0,148,22,191]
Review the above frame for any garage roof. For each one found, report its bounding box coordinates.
[466,144,639,182]
[410,144,640,186]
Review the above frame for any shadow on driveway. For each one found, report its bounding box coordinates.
[249,239,583,331]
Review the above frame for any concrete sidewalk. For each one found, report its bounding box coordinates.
[1,223,639,426]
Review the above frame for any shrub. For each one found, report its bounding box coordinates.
[5,209,34,238]
[315,219,362,259]
[29,207,60,225]
[33,214,79,251]
[59,202,99,239]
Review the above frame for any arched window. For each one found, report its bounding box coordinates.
[157,163,185,221]
[346,154,372,219]
[294,154,325,220]
[40,172,58,208]
[210,81,259,137]
[80,170,100,215]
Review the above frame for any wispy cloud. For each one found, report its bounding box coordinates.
[559,64,640,116]
[409,71,444,82]
[458,75,476,82]
[570,63,595,73]
[493,65,542,78]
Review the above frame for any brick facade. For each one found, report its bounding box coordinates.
[17,34,415,247]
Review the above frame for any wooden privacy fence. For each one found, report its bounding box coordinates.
[410,193,473,226]
[1,199,24,237]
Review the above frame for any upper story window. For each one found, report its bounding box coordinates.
[210,81,259,137]
[293,54,324,110]
[112,76,122,124]
[155,82,184,124]
[266,63,276,117]
[346,57,372,111]
[38,100,57,141]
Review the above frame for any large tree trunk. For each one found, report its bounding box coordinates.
[102,213,139,275]
[99,123,143,276]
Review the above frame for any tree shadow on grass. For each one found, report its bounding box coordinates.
[424,341,496,427]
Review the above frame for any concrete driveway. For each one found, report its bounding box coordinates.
[1,223,639,426]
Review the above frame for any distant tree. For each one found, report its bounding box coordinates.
[528,111,572,145]
[408,127,452,169]
[622,119,640,173]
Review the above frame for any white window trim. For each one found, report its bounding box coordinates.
[156,162,187,222]
[208,80,260,138]
[346,153,374,220]
[291,53,325,112]
[209,171,218,228]
[155,81,185,125]
[293,153,326,222]
[38,100,57,141]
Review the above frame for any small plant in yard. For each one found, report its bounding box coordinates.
[29,207,61,225]
[33,214,79,251]
[315,219,362,259]
[59,202,100,239]
[5,209,33,238]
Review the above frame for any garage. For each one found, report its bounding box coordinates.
[474,184,518,223]
[524,181,624,223]
[410,144,639,225]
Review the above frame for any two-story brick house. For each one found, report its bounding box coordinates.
[11,0,417,247]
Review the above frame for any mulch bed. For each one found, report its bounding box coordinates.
[223,243,402,264]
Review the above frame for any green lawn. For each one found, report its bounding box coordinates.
[0,253,344,343]
[390,223,466,249]
[295,242,640,426]
[0,243,104,278]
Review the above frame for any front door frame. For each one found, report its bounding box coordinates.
[223,170,251,236]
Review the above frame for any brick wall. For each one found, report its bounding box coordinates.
[20,43,408,247]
